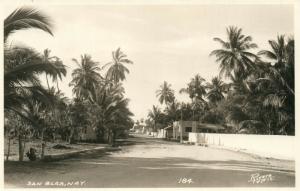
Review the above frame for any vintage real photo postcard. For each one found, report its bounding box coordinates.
[1,0,299,190]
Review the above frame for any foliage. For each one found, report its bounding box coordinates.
[104,48,133,84]
[156,81,175,105]
[210,26,258,80]
[69,54,102,101]
[4,7,53,42]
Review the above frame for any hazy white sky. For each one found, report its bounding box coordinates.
[4,4,293,120]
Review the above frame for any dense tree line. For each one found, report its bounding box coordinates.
[4,7,134,161]
[148,27,294,135]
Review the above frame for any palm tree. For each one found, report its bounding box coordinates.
[210,26,258,81]
[4,7,66,112]
[148,105,162,131]
[104,48,133,84]
[180,74,207,120]
[42,49,53,90]
[4,7,63,111]
[165,101,180,123]
[4,46,65,110]
[91,84,133,144]
[4,7,53,43]
[4,7,67,161]
[256,36,295,135]
[258,35,294,95]
[41,49,66,91]
[180,74,206,102]
[156,81,175,105]
[69,54,103,101]
[206,77,228,105]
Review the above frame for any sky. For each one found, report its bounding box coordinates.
[4,4,294,120]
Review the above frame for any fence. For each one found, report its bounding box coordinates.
[188,132,294,160]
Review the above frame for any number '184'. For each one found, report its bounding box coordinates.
[178,178,193,184]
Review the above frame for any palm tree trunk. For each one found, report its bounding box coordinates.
[46,75,50,90]
[18,134,24,161]
[69,127,76,144]
[41,129,46,159]
[6,136,11,161]
[56,81,60,92]
[109,129,114,145]
[193,110,195,121]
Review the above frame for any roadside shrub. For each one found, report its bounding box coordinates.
[26,148,37,161]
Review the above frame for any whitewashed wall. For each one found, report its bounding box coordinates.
[189,133,295,160]
[157,129,166,138]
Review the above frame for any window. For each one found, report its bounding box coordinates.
[185,127,192,132]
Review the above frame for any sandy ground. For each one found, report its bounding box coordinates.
[113,134,295,172]
[5,134,295,187]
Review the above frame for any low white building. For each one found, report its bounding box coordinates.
[173,121,224,142]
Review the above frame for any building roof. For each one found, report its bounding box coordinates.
[164,126,173,130]
[197,123,225,130]
[173,121,225,130]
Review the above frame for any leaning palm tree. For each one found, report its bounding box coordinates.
[210,26,258,81]
[4,7,64,111]
[206,77,228,105]
[4,7,53,43]
[69,54,103,101]
[104,48,133,84]
[156,81,175,105]
[4,7,67,161]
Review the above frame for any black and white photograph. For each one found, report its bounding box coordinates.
[1,0,298,189]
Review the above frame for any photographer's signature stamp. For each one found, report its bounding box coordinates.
[248,173,274,184]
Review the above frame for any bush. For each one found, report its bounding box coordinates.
[26,148,37,161]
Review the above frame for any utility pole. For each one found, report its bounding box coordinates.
[180,102,183,143]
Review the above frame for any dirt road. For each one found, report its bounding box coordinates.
[5,134,295,187]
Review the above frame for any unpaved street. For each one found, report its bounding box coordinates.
[5,134,295,187]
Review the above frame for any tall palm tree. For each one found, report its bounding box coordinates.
[206,77,228,104]
[156,81,175,105]
[256,36,295,135]
[41,49,66,91]
[148,105,162,131]
[210,26,258,81]
[258,35,294,95]
[4,7,53,43]
[104,48,133,84]
[92,84,133,144]
[42,49,53,90]
[69,54,103,101]
[180,74,207,120]
[180,74,206,102]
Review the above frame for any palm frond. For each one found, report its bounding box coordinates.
[4,7,53,42]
